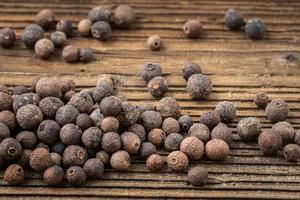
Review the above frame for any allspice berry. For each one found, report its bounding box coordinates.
[78,19,92,36]
[162,117,180,135]
[283,144,300,162]
[0,92,13,111]
[188,123,210,143]
[81,127,102,149]
[139,111,162,131]
[237,117,261,141]
[211,123,232,144]
[51,152,62,166]
[62,45,79,63]
[68,92,94,114]
[4,164,24,185]
[56,20,73,37]
[117,101,140,127]
[254,92,270,108]
[22,24,44,49]
[140,62,162,82]
[16,131,37,149]
[63,145,87,167]
[92,83,113,103]
[100,96,122,116]
[16,104,43,130]
[13,93,40,113]
[147,76,168,97]
[272,121,295,144]
[187,74,212,100]
[164,133,183,151]
[76,113,94,130]
[146,154,164,171]
[90,108,104,127]
[88,6,111,23]
[139,142,156,159]
[91,21,112,41]
[79,47,94,63]
[183,20,202,38]
[121,132,141,155]
[148,128,166,147]
[199,111,221,130]
[147,35,163,50]
[258,129,282,155]
[167,151,189,172]
[112,5,135,28]
[215,101,236,123]
[180,136,204,160]
[50,31,67,48]
[0,110,17,131]
[0,138,22,160]
[187,166,208,187]
[156,97,181,119]
[43,166,64,185]
[55,105,79,126]
[66,166,86,185]
[110,150,130,171]
[0,28,16,48]
[178,115,193,131]
[138,104,156,114]
[83,158,104,178]
[96,150,110,166]
[36,78,62,98]
[29,148,53,172]
[245,18,266,40]
[224,8,244,31]
[37,120,60,145]
[35,9,55,30]
[101,132,121,153]
[39,97,64,119]
[59,78,75,94]
[205,139,230,161]
[101,116,119,133]
[60,123,82,145]
[0,122,10,142]
[182,62,201,81]
[12,86,28,95]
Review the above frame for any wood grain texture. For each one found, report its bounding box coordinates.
[0,0,300,199]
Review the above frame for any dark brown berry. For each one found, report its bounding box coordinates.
[16,131,36,149]
[148,128,166,147]
[68,92,94,114]
[79,47,94,63]
[139,142,156,159]
[0,138,22,160]
[0,110,16,131]
[178,115,193,132]
[0,122,10,142]
[39,97,64,119]
[83,158,104,178]
[51,141,66,156]
[162,117,180,135]
[295,130,300,146]
[92,84,113,103]
[188,123,210,143]
[22,24,44,49]
[78,19,92,36]
[164,133,183,151]
[59,78,75,94]
[156,97,181,119]
[4,164,24,185]
[43,166,64,185]
[51,152,62,166]
[146,154,164,171]
[34,38,55,59]
[30,148,52,172]
[187,74,212,100]
[187,166,208,187]
[180,136,204,160]
[100,96,122,116]
[96,150,110,166]
[183,20,202,38]
[55,105,79,126]
[237,117,261,141]
[258,129,282,155]
[140,62,162,83]
[112,5,135,29]
[36,78,62,99]
[76,113,94,130]
[199,111,221,130]
[139,111,162,131]
[88,6,111,23]
[147,76,168,97]
[0,92,13,111]
[37,120,60,145]
[90,108,104,127]
[56,20,73,37]
[117,101,140,127]
[100,116,119,133]
[110,150,130,171]
[121,132,141,155]
[13,93,40,113]
[167,151,189,172]
[211,123,232,144]
[0,28,16,48]
[101,132,121,153]
[16,149,32,168]
[60,124,82,145]
[147,35,162,50]
[182,62,201,81]
[205,139,230,161]
[12,86,28,95]
[127,123,146,142]
[91,21,112,41]
[266,100,289,123]
[66,166,86,185]
[245,18,266,40]
[254,92,270,108]
[215,101,236,123]
[283,144,300,162]
[16,104,43,130]
[62,45,79,63]
[138,104,156,114]
[224,8,244,31]
[81,127,102,149]
[63,145,87,167]
[272,122,295,144]
[35,9,55,30]
[50,31,67,48]
[64,90,76,101]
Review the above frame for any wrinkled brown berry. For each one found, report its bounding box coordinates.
[110,150,130,171]
[13,93,40,113]
[187,166,208,187]
[245,18,266,40]
[148,128,166,147]
[211,123,232,144]
[272,121,295,144]
[35,9,55,30]
[0,122,10,142]
[162,117,180,135]
[182,62,201,81]
[237,117,261,141]
[90,108,104,127]
[96,150,110,166]
[66,166,86,185]
[81,127,102,149]
[146,154,164,171]
[167,151,189,172]
[39,97,64,119]
[205,139,230,161]
[139,142,156,159]
[64,90,76,102]
[254,92,270,108]
[59,78,75,94]
[112,5,135,29]
[68,92,94,114]
[60,123,82,145]
[164,133,183,151]
[266,99,289,123]
[0,92,13,111]
[215,101,236,123]
[37,120,60,145]
[16,104,43,130]
[183,20,202,38]
[180,136,204,160]
[51,152,62,166]
[88,6,111,23]
[139,111,162,131]
[30,148,52,172]
[22,24,44,49]
[4,164,24,185]
[283,144,300,162]
[55,105,79,126]
[36,78,62,99]
[138,104,156,114]
[83,158,104,178]
[91,21,112,41]
[0,28,16,48]
[100,96,122,116]
[50,31,67,48]
[0,138,22,160]
[258,129,282,155]
[102,132,121,153]
[76,113,94,130]
[199,111,221,130]
[156,97,181,119]
[121,132,141,155]
[63,145,87,167]
[127,123,146,142]
[34,38,55,59]
[0,110,16,131]
[16,131,36,149]
[56,20,73,37]
[92,84,113,103]
[178,115,193,132]
[79,47,94,63]
[100,116,119,133]
[147,76,168,97]
[187,74,212,100]
[43,166,64,185]
[147,35,162,50]
[140,62,162,83]
[188,123,210,143]
[224,8,244,31]
[12,86,28,95]
[62,45,79,63]
[78,19,92,36]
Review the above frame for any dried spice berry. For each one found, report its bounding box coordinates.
[60,123,82,145]
[16,149,32,168]
[100,96,122,116]
[76,113,94,130]
[88,6,111,23]
[92,84,113,103]
[81,127,102,149]
[117,101,140,127]
[258,129,282,155]
[205,139,230,161]
[36,78,62,99]
[112,5,135,28]
[188,123,210,143]
[50,31,67,48]
[254,92,270,108]
[121,132,141,155]
[147,35,163,50]
[12,86,28,95]
[16,104,43,130]
[0,110,16,131]
[22,24,44,49]
[78,19,92,36]
[51,141,66,156]
[283,144,300,162]
[187,166,208,187]
[127,123,146,142]
[237,117,261,141]
[0,92,13,111]
[272,121,295,144]
[55,105,79,126]
[0,122,10,142]
[34,38,55,59]
[4,164,24,185]
[211,123,232,144]
[56,20,73,37]
[110,150,130,171]
[215,101,236,123]
[0,138,22,160]
[266,100,289,123]
[295,130,300,146]
[245,18,266,40]
[182,62,201,81]
[147,76,168,97]
[36,142,50,151]
[101,132,121,153]
[68,92,94,114]
[43,166,64,185]
[62,45,79,63]
[39,97,64,119]
[37,120,60,145]
[224,8,244,31]
[96,150,110,166]
[29,148,52,172]
[199,111,221,130]
[66,166,86,185]
[51,152,62,166]
[138,104,156,114]
[79,47,94,63]
[83,158,104,178]
[140,62,162,83]
[178,115,193,132]
[59,78,75,94]
[156,97,181,119]
[63,145,87,167]
[146,154,164,171]
[180,136,204,160]
[101,116,119,133]
[148,128,166,147]
[91,21,112,41]
[0,28,16,48]
[13,93,41,113]
[187,74,212,100]
[183,20,202,38]
[139,111,162,131]
[35,9,55,30]
[16,131,37,149]
[90,108,104,127]
[167,151,189,172]
[164,133,183,151]
[139,142,156,159]
[162,117,180,135]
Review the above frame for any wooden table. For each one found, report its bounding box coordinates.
[0,0,300,199]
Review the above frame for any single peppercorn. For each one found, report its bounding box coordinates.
[178,115,193,132]
[205,139,230,161]
[66,166,86,185]
[295,130,300,146]
[34,38,55,59]
[4,164,24,185]
[62,45,79,63]
[0,92,13,111]
[187,74,212,100]
[78,19,92,36]
[51,141,66,156]
[90,108,104,127]
[140,62,162,83]
[63,145,87,167]
[83,158,104,179]
[92,84,113,103]
[164,133,183,151]
[254,92,270,108]
[121,132,141,155]
[148,128,166,147]
[43,166,64,185]
[139,142,156,159]
[16,131,37,149]
[22,24,44,49]
[0,110,16,131]
[81,127,102,149]
[79,47,94,63]
[156,97,181,119]
[224,8,244,31]
[0,138,22,160]
[59,78,75,94]
[147,76,168,97]
[183,20,202,38]
[101,116,119,133]
[0,28,16,48]
[29,148,52,172]
[96,150,111,166]
[50,31,67,48]
[0,122,10,142]
[59,123,82,145]
[199,111,221,130]
[12,86,28,95]
[56,20,73,37]
[245,18,266,40]
[188,123,210,143]
[76,113,94,130]
[237,117,261,141]
[68,92,94,114]
[88,6,111,23]
[283,144,300,162]
[112,5,135,29]
[127,123,146,142]
[13,92,41,113]
[215,101,236,123]
[37,120,61,145]
[258,129,282,155]
[182,62,202,81]
[180,136,204,160]
[35,9,55,30]
[16,104,43,130]
[39,97,64,119]
[211,123,232,144]
[162,117,180,135]
[51,152,62,166]
[272,122,295,144]
[138,104,156,114]
[167,151,189,172]
[110,150,130,171]
[266,100,289,123]
[16,149,32,168]
[55,105,79,126]
[91,21,112,41]
[146,154,164,171]
[187,166,208,187]
[101,132,121,153]
[147,35,163,50]
[36,78,62,99]
[100,96,122,116]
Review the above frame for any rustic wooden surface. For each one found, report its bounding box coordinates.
[0,0,300,199]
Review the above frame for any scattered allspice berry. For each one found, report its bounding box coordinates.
[272,121,295,144]
[112,5,135,29]
[138,104,156,114]
[0,110,17,131]
[147,76,168,97]
[0,92,13,111]
[59,123,82,145]
[266,99,289,123]
[199,111,221,130]
[39,97,64,119]
[141,62,162,82]
[29,148,53,172]
[205,139,230,161]
[121,132,141,155]
[237,117,261,141]
[183,19,202,38]
[101,132,121,153]
[13,93,40,113]
[36,78,62,98]
[56,20,73,37]
[83,158,104,179]
[78,19,92,36]
[34,38,55,60]
[68,92,94,114]
[178,115,193,132]
[63,145,87,167]
[100,96,122,116]
[139,142,156,159]
[162,117,180,135]
[101,116,119,133]
[156,97,181,119]
[92,84,113,103]
[88,6,111,23]
[147,35,163,50]
[35,9,55,31]
[211,123,232,144]
[182,62,202,81]
[180,136,204,160]
[254,92,270,108]
[148,128,166,147]
[0,138,22,160]
[50,152,62,166]
[215,101,236,123]
[37,120,60,145]
[258,129,282,155]
[62,45,79,63]
[187,166,208,187]
[50,31,67,48]
[12,85,28,95]
[164,133,183,151]
[139,111,162,131]
[110,150,131,171]
[187,74,212,100]
[146,154,164,171]
[245,18,266,40]
[22,24,44,49]
[167,151,189,172]
[66,166,86,185]
[76,113,94,131]
[4,164,24,185]
[224,8,244,31]
[127,123,146,142]
[55,105,79,126]
[188,123,210,143]
[283,144,300,162]
[96,150,110,166]
[16,104,43,130]
[0,122,10,142]
[81,127,102,149]
[59,78,75,94]
[43,166,64,185]
[91,21,112,41]
[117,101,140,127]
[79,47,94,63]
[0,28,16,48]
